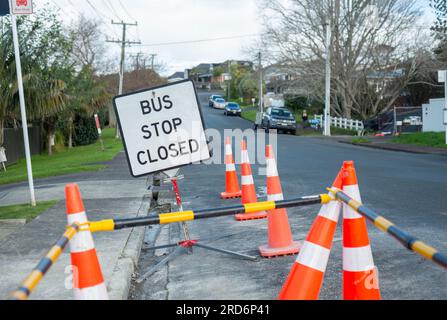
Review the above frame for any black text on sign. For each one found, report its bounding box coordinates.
[113,80,210,177]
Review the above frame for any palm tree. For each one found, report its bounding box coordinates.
[63,66,110,149]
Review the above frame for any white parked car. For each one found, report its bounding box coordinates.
[213,98,226,109]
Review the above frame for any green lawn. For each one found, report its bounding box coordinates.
[241,109,258,122]
[0,201,58,221]
[392,132,447,149]
[0,128,123,185]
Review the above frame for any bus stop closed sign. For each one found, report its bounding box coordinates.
[113,80,210,177]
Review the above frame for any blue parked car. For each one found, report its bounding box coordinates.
[224,102,242,116]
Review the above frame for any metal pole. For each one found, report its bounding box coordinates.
[324,20,332,137]
[259,52,263,114]
[394,106,397,135]
[11,13,36,206]
[445,71,447,144]
[227,60,231,101]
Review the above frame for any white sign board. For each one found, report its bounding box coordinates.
[9,0,33,15]
[438,70,446,83]
[113,80,211,177]
[0,147,6,162]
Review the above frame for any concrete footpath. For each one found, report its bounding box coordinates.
[0,152,152,300]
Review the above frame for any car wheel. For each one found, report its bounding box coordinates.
[290,130,297,135]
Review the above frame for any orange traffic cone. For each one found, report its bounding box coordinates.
[65,184,109,300]
[235,140,268,221]
[221,137,242,199]
[259,145,301,258]
[279,169,343,300]
[342,161,381,300]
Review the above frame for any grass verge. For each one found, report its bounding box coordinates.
[392,132,447,149]
[241,110,257,122]
[0,128,123,185]
[0,201,58,221]
[351,137,371,144]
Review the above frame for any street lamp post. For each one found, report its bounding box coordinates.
[324,20,332,137]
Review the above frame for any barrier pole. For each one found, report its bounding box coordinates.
[9,224,80,300]
[86,194,331,233]
[328,188,447,269]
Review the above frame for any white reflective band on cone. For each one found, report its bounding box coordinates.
[226,163,236,172]
[268,193,284,201]
[67,212,95,253]
[241,175,254,185]
[343,246,375,272]
[241,151,249,164]
[343,185,363,219]
[296,241,331,272]
[318,200,341,223]
[74,283,108,300]
[225,144,233,155]
[266,159,279,177]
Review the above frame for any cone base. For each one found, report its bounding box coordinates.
[259,241,302,258]
[235,211,268,221]
[221,191,242,199]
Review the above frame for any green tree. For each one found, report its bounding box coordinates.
[0,9,70,154]
[432,0,447,61]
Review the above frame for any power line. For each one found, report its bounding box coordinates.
[102,0,121,20]
[139,33,260,47]
[118,0,137,21]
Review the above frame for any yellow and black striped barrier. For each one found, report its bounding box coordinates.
[328,187,447,270]
[9,223,80,300]
[84,194,331,233]
[9,194,330,300]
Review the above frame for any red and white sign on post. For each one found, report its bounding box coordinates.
[9,0,33,15]
[94,114,102,135]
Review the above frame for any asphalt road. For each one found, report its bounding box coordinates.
[134,90,447,300]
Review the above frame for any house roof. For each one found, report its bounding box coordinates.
[168,72,185,80]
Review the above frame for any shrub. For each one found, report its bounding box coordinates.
[73,115,98,146]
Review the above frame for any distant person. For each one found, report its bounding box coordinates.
[302,110,309,123]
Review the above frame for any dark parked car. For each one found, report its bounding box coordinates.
[261,107,297,134]
[224,103,242,116]
[209,95,223,107]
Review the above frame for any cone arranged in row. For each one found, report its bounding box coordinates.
[221,137,242,199]
[279,169,343,300]
[278,161,381,300]
[342,161,380,300]
[65,184,108,300]
[259,145,302,258]
[235,140,268,221]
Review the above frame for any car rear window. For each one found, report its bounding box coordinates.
[271,109,292,117]
[216,98,225,103]
[228,103,239,108]
[213,96,223,100]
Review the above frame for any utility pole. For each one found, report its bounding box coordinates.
[130,52,144,70]
[258,52,263,115]
[149,53,157,70]
[227,60,232,101]
[107,21,141,138]
[324,20,332,137]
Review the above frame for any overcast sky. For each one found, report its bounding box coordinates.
[36,0,434,77]
[36,0,261,76]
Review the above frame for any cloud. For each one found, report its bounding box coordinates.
[41,0,261,76]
